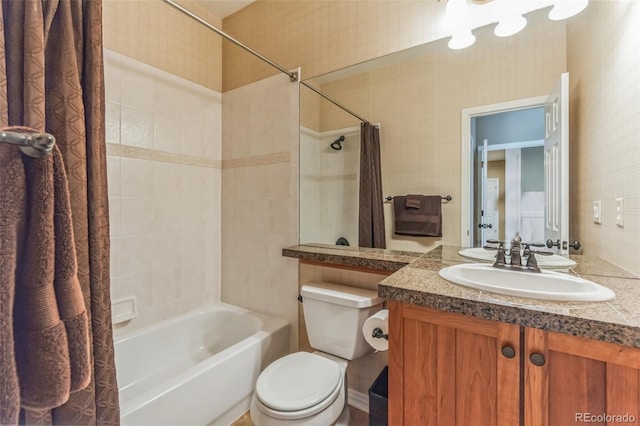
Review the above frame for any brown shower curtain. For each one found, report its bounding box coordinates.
[358,122,386,249]
[0,0,119,424]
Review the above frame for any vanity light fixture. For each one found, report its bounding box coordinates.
[443,0,472,31]
[548,0,589,20]
[444,0,476,49]
[444,0,589,50]
[449,30,477,49]
[494,14,527,37]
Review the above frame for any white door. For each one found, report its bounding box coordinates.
[544,73,569,254]
[478,140,491,243]
[483,178,500,242]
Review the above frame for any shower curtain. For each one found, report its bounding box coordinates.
[358,123,386,249]
[0,0,120,424]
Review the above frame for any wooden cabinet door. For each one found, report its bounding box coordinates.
[388,301,520,426]
[524,328,640,426]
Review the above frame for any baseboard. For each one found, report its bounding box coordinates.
[348,388,369,414]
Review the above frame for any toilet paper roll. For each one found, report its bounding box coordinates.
[362,309,389,352]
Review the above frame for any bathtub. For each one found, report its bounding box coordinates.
[114,304,290,425]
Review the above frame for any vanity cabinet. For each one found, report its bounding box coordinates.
[388,301,640,426]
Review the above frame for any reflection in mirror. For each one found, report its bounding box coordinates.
[299,118,360,247]
[471,107,545,247]
[299,1,639,274]
[300,7,566,253]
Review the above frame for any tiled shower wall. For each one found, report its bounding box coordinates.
[300,127,360,247]
[221,72,300,351]
[105,50,222,335]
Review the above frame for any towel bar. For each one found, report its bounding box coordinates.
[385,195,452,203]
[0,130,56,158]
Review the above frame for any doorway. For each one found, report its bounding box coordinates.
[472,108,545,246]
[460,95,547,247]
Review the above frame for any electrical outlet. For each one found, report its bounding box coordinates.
[593,200,601,224]
[616,198,624,227]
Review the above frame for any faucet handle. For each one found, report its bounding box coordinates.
[486,239,504,245]
[525,251,541,272]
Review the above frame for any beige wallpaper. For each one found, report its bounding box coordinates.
[103,0,222,91]
[222,0,447,92]
[567,1,640,276]
[311,10,566,252]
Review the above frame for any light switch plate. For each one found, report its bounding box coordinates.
[593,200,601,224]
[616,198,624,227]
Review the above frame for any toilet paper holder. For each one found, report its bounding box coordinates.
[372,327,388,340]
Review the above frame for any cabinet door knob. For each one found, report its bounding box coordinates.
[530,353,545,366]
[501,345,516,359]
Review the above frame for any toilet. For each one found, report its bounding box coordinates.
[250,281,384,425]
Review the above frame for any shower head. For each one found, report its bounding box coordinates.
[330,135,345,150]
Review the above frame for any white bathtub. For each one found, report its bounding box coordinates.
[115,304,290,425]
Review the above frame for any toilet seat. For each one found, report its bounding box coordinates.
[254,352,343,420]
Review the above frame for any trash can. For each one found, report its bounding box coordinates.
[368,366,388,426]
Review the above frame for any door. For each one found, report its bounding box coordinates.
[544,73,569,254]
[476,139,494,244]
[484,178,500,242]
[389,302,521,426]
[524,328,640,426]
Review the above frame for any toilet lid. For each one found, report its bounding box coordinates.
[256,352,341,412]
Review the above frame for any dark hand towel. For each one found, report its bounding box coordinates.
[393,195,443,237]
[405,194,422,209]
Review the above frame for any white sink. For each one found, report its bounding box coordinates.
[458,247,577,269]
[439,263,614,302]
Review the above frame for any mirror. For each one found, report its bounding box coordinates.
[299,3,636,255]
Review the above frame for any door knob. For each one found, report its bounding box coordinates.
[546,239,560,249]
[568,240,581,250]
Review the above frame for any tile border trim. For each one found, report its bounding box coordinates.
[107,144,291,169]
[222,152,290,169]
[107,143,222,168]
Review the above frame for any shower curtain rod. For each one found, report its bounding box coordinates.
[161,0,298,82]
[161,0,371,124]
[300,81,370,124]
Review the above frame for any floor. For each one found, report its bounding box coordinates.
[231,406,369,425]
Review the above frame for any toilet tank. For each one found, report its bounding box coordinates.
[301,282,384,360]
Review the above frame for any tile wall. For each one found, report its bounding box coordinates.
[221,72,300,351]
[105,50,222,335]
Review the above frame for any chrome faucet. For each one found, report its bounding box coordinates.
[484,235,552,273]
[509,233,522,268]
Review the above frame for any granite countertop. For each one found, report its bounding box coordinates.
[284,244,640,348]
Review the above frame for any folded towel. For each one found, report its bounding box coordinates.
[4,126,90,412]
[393,195,442,237]
[405,194,422,209]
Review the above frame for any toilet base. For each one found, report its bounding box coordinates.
[335,404,350,425]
